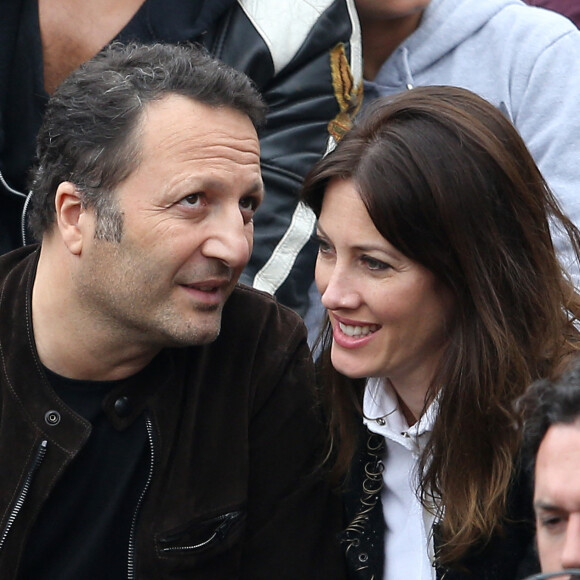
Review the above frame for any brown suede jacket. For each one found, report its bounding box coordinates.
[0,245,346,579]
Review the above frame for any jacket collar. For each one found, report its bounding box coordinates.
[0,245,178,445]
[0,245,92,452]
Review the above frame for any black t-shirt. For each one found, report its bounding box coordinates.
[18,369,149,580]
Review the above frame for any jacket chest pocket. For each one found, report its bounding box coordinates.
[156,510,245,558]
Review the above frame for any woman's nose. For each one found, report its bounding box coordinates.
[317,260,360,311]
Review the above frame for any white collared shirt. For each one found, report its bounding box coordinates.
[363,377,438,580]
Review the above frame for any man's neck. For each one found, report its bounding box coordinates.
[32,245,158,381]
[39,0,147,94]
[361,12,424,81]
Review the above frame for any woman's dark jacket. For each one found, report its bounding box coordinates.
[341,426,540,579]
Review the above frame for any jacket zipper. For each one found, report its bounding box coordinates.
[159,511,243,554]
[0,440,47,553]
[127,417,155,580]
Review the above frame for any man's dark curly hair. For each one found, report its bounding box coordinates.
[28,41,266,241]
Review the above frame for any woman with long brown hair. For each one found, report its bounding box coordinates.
[301,85,580,579]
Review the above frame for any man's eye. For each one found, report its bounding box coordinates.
[181,193,202,207]
[240,197,258,211]
[539,515,565,533]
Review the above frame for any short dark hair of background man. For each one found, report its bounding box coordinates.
[519,358,580,575]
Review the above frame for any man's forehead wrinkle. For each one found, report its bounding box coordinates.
[153,126,259,147]
[142,131,260,164]
[182,143,261,162]
[160,173,263,200]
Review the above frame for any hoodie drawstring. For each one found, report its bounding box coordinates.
[0,167,32,246]
[401,47,414,90]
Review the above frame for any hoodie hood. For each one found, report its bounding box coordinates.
[363,0,580,290]
[372,0,522,90]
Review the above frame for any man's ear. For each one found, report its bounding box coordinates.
[54,182,91,255]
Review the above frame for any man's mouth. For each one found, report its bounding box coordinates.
[186,283,222,292]
[180,279,232,306]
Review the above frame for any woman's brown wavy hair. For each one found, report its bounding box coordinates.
[301,85,580,566]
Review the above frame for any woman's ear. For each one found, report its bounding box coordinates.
[54,182,90,255]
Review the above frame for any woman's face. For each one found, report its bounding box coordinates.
[315,178,454,390]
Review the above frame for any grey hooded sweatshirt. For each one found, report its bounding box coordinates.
[366,0,580,287]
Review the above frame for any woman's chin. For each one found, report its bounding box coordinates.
[330,352,373,379]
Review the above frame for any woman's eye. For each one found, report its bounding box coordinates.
[315,236,332,254]
[362,256,390,271]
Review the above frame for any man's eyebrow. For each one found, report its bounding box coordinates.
[534,500,564,511]
[177,178,263,198]
[244,181,264,197]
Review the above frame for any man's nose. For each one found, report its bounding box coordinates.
[201,209,252,269]
[561,514,580,570]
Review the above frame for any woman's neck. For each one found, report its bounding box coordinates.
[386,376,435,427]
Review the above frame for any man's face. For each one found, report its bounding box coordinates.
[354,0,431,21]
[75,95,262,349]
[534,422,580,573]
